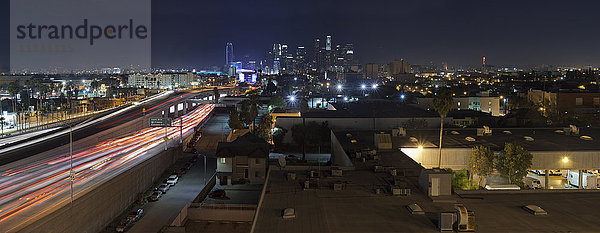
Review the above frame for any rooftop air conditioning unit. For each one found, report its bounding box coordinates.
[570,125,579,135]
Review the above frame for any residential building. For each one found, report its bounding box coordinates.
[215,133,271,185]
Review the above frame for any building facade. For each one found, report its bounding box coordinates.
[127,72,196,89]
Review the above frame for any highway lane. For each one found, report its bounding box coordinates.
[0,87,228,166]
[0,104,215,232]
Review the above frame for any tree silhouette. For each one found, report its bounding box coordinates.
[433,89,454,168]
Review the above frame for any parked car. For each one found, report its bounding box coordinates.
[156,184,170,194]
[115,218,132,232]
[208,189,226,198]
[148,191,162,202]
[127,208,144,222]
[167,175,179,186]
[523,177,542,189]
[178,168,187,176]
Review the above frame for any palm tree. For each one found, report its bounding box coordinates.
[432,89,454,168]
[213,87,220,103]
[7,81,21,130]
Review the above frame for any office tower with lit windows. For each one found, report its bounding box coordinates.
[296,46,306,72]
[312,38,321,71]
[272,43,282,74]
[225,42,234,67]
[343,43,354,66]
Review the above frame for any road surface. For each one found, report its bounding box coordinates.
[0,104,215,232]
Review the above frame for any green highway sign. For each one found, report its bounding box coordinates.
[149,118,172,127]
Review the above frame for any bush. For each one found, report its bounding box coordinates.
[450,169,478,190]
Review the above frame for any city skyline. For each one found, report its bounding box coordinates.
[4,1,600,72]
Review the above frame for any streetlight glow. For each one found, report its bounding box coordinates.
[337,84,342,90]
[371,84,377,89]
[562,156,569,163]
[361,84,366,90]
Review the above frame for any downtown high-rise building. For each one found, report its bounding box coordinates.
[296,46,306,72]
[272,43,282,74]
[343,43,354,66]
[324,35,334,71]
[312,38,321,71]
[225,42,234,67]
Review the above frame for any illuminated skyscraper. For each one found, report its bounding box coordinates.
[313,38,321,71]
[272,43,282,74]
[296,46,306,72]
[225,42,234,67]
[343,43,354,66]
[326,35,332,51]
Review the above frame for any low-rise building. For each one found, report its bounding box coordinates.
[215,133,271,185]
[418,95,502,116]
[127,72,197,89]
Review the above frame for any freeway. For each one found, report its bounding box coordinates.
[0,87,228,166]
[0,104,215,232]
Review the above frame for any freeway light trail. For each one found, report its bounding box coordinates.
[0,104,215,228]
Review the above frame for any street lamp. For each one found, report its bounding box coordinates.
[336,84,342,91]
[361,84,366,90]
[371,84,378,89]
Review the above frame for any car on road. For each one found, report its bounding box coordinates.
[127,208,144,222]
[167,175,179,185]
[115,218,132,232]
[209,189,226,198]
[148,191,162,202]
[156,184,170,193]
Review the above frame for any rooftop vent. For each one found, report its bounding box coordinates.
[477,126,492,136]
[465,137,476,142]
[524,136,534,142]
[522,205,547,216]
[563,125,579,135]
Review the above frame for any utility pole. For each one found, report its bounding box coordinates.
[69,97,73,205]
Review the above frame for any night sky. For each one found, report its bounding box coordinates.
[3,0,600,72]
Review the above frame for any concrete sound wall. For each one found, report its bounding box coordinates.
[19,147,180,233]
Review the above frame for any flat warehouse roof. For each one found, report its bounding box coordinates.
[396,128,600,152]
